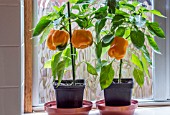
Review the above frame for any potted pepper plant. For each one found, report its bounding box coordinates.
[87,0,166,108]
[32,0,100,110]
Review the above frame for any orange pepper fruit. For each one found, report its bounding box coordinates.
[52,30,70,47]
[46,29,70,51]
[108,36,128,60]
[46,29,57,50]
[71,29,93,49]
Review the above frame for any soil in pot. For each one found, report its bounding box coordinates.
[104,78,133,106]
[54,79,85,108]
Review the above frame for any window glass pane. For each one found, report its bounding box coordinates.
[36,0,153,104]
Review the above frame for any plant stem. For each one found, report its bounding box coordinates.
[119,59,123,83]
[67,2,76,85]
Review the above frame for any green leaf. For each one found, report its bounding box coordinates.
[86,62,98,75]
[102,34,114,47]
[75,19,86,28]
[62,47,72,67]
[46,12,60,21]
[94,6,108,19]
[141,45,152,65]
[53,4,66,14]
[115,27,125,37]
[100,62,114,90]
[149,10,166,18]
[33,16,51,37]
[95,41,102,59]
[141,7,149,12]
[130,30,145,49]
[123,28,131,38]
[147,22,165,38]
[131,1,140,7]
[133,68,144,87]
[56,61,66,86]
[115,9,130,17]
[51,52,62,79]
[120,3,135,11]
[95,18,107,36]
[39,23,53,44]
[146,35,161,54]
[135,15,146,27]
[98,18,107,34]
[107,0,117,14]
[86,20,94,29]
[82,4,89,9]
[63,56,71,68]
[62,47,71,58]
[141,55,150,78]
[71,5,80,11]
[44,59,52,68]
[70,13,78,19]
[101,46,110,57]
[75,16,92,29]
[113,15,125,24]
[111,15,125,30]
[131,54,143,70]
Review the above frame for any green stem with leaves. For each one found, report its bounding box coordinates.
[119,59,123,83]
[67,2,76,85]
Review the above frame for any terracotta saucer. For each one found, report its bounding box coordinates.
[96,100,138,115]
[44,100,92,115]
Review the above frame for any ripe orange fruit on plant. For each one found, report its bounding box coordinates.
[46,29,70,51]
[108,36,128,60]
[46,29,57,50]
[71,29,93,49]
[52,30,70,48]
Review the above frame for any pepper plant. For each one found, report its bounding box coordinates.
[32,0,99,86]
[32,0,166,90]
[88,0,166,90]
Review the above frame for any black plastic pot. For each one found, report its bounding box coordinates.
[104,78,133,106]
[54,79,85,108]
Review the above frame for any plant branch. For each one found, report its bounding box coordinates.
[67,2,76,85]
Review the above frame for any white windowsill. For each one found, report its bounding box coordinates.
[25,100,170,115]
[24,106,170,115]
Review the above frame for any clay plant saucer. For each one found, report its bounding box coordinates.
[44,100,92,115]
[96,100,138,115]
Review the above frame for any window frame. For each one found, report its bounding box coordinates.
[30,0,170,107]
[32,0,39,107]
[24,0,33,113]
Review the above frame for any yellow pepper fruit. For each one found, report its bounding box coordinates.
[71,29,93,49]
[46,29,57,50]
[108,36,128,60]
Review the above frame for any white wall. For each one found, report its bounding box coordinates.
[0,0,23,115]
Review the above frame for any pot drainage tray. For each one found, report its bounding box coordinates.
[44,100,92,115]
[96,100,138,115]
